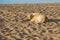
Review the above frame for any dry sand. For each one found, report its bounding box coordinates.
[0,4,60,40]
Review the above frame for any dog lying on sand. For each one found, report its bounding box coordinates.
[27,13,47,23]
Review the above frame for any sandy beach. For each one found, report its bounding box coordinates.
[0,4,60,40]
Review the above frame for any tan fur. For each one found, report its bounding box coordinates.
[27,13,46,23]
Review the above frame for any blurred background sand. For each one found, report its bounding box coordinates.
[0,3,60,40]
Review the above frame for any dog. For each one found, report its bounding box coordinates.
[27,13,47,23]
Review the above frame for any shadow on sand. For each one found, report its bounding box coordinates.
[46,19,60,26]
[47,19,60,22]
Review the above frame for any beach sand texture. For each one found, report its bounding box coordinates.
[0,4,60,40]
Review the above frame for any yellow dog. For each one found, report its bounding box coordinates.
[27,13,47,23]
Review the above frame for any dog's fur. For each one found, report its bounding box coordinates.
[27,13,47,23]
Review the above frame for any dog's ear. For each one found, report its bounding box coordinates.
[30,14,34,19]
[27,14,34,19]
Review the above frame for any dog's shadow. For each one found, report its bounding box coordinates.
[47,19,60,22]
[46,19,60,25]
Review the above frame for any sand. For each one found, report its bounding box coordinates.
[0,4,60,40]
